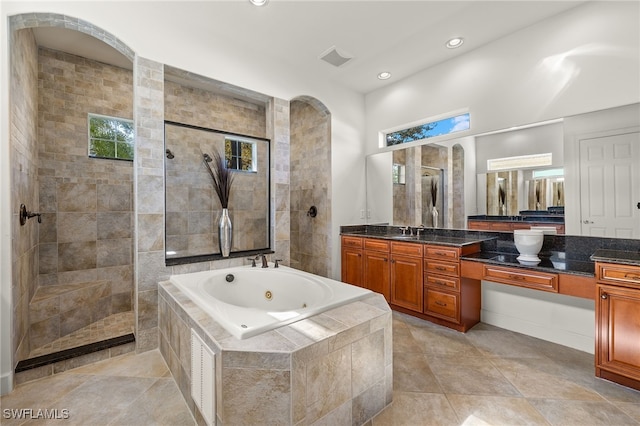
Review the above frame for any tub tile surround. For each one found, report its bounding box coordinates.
[158,279,392,425]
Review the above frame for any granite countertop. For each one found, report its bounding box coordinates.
[590,249,640,267]
[467,215,564,223]
[341,230,494,248]
[341,225,640,277]
[462,251,595,277]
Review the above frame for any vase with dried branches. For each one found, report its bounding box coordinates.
[203,150,235,257]
[498,185,506,215]
[430,179,439,228]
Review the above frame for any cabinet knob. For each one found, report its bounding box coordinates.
[601,293,608,300]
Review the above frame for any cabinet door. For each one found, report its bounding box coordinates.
[390,254,423,312]
[341,247,363,287]
[364,251,390,301]
[597,284,640,381]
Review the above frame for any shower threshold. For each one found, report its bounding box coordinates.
[16,333,135,373]
[16,311,135,374]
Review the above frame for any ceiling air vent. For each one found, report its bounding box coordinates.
[319,46,353,67]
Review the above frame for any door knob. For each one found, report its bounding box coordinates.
[582,220,594,224]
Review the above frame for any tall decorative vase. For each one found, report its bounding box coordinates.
[218,208,232,257]
[431,206,438,228]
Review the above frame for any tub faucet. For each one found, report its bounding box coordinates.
[260,254,268,268]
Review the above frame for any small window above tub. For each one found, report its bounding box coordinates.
[225,137,256,172]
[88,114,134,161]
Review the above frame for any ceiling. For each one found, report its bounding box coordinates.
[32,1,585,95]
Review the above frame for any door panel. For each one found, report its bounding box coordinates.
[580,131,640,238]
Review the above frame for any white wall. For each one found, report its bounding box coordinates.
[0,1,13,395]
[364,1,639,155]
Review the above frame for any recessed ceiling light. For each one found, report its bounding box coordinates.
[377,72,392,80]
[445,37,464,49]
[249,0,268,6]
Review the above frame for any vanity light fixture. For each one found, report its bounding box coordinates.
[377,71,392,80]
[249,0,268,6]
[445,37,464,49]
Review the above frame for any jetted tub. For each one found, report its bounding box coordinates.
[169,264,372,339]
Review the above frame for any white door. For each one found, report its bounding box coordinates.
[579,131,640,238]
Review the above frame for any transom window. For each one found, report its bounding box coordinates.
[225,137,257,172]
[385,112,470,146]
[88,114,134,161]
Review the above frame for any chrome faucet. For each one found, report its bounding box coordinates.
[399,226,412,236]
[415,225,426,237]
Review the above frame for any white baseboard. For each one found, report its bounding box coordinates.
[1,370,13,396]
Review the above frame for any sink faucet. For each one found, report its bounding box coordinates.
[415,225,427,237]
[399,226,412,236]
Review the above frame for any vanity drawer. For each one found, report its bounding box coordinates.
[342,236,363,249]
[424,288,459,322]
[425,274,460,291]
[364,238,390,253]
[392,242,423,257]
[483,265,559,293]
[424,259,459,277]
[424,245,459,261]
[597,263,640,289]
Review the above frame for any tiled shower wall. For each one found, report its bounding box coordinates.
[10,28,39,363]
[32,47,134,350]
[164,80,268,257]
[290,100,331,277]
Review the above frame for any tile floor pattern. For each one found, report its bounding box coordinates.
[2,311,640,425]
[27,312,135,358]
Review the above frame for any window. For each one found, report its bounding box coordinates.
[225,137,256,172]
[385,112,470,146]
[392,164,406,184]
[487,153,553,171]
[88,114,134,160]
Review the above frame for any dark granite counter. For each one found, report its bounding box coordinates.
[462,251,595,277]
[591,249,640,267]
[468,214,564,224]
[341,229,494,248]
[341,224,640,277]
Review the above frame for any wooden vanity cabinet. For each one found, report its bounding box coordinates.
[595,262,640,390]
[423,244,481,332]
[390,242,423,313]
[341,236,363,287]
[363,239,391,301]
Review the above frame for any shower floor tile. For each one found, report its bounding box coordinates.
[28,311,134,359]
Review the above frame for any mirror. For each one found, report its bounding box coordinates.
[366,104,638,237]
[164,121,270,262]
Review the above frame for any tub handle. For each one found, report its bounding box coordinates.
[247,257,257,267]
[274,259,283,268]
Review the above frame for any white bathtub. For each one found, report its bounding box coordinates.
[169,264,372,339]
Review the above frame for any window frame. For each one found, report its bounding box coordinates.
[383,112,470,147]
[225,136,257,173]
[88,113,134,161]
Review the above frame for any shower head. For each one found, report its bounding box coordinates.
[203,153,213,163]
[165,149,175,159]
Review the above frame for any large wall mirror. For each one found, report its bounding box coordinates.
[366,103,640,238]
[165,121,270,263]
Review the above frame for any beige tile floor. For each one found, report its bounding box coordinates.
[3,311,640,425]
